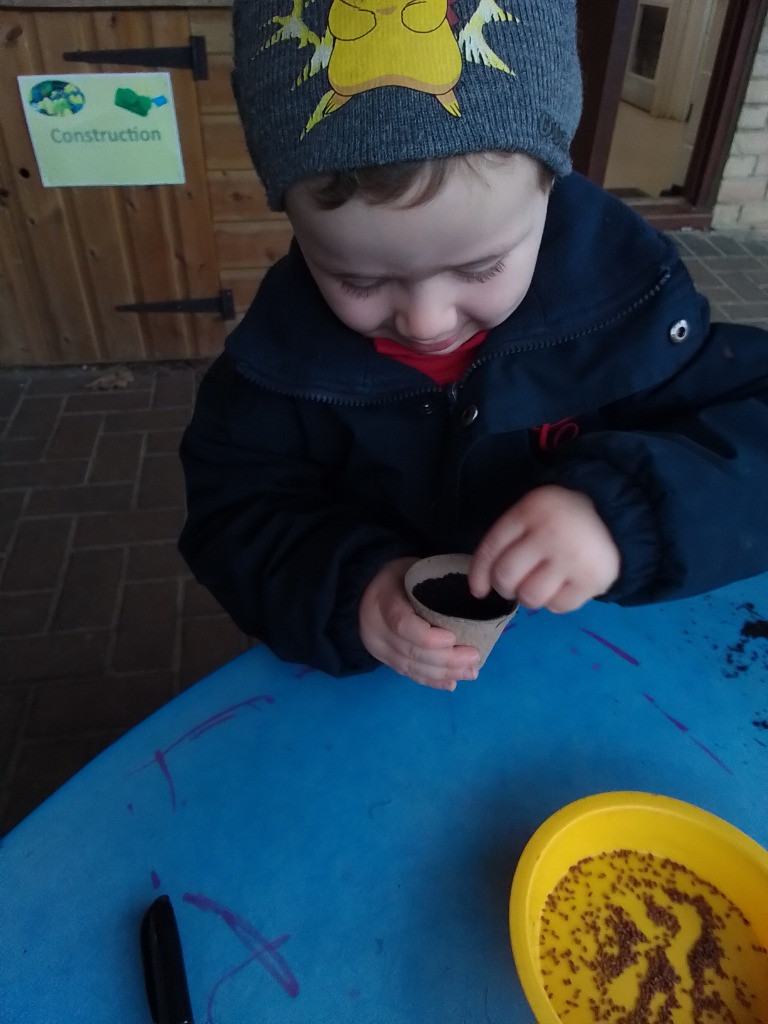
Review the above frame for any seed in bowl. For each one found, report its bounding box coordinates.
[538,849,768,1023]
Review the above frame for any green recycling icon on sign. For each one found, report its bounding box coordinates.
[114,87,169,117]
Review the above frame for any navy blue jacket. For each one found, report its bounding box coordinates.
[179,174,768,675]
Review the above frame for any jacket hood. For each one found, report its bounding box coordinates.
[226,173,695,402]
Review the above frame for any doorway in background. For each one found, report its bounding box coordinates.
[573,0,768,228]
[605,0,729,199]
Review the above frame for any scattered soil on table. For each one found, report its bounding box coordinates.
[723,603,768,679]
[741,620,768,640]
[412,573,515,620]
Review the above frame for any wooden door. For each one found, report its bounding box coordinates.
[0,8,226,366]
[191,7,293,319]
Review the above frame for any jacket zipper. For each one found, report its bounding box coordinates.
[232,367,442,409]
[235,268,672,408]
[457,267,673,386]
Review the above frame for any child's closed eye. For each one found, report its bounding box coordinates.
[455,259,506,284]
[338,257,507,298]
[339,279,383,298]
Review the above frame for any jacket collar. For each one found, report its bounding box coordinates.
[226,174,687,402]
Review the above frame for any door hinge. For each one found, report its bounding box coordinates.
[63,36,208,80]
[116,290,235,320]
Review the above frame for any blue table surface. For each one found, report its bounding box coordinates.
[2,576,768,1024]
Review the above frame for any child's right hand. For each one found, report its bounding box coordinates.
[359,557,481,691]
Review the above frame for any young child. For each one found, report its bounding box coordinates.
[179,0,768,690]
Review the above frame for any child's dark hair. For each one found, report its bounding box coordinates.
[304,152,555,211]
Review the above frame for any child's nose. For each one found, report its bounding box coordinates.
[394,283,457,342]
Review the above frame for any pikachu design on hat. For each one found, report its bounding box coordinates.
[262,0,519,133]
[325,0,463,116]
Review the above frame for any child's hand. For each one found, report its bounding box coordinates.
[359,557,481,691]
[468,485,620,613]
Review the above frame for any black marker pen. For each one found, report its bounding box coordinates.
[141,895,195,1024]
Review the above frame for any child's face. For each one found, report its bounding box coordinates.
[286,154,550,357]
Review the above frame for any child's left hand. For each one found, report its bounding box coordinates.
[467,485,620,613]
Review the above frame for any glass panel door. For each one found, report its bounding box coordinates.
[605,0,729,199]
[633,3,669,78]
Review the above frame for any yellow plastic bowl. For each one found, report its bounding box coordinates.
[509,792,768,1024]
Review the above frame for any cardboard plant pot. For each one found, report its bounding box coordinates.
[404,554,518,667]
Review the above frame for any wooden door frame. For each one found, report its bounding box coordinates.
[572,0,639,184]
[574,0,768,230]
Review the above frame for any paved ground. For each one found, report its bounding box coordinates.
[0,361,257,834]
[1,228,768,836]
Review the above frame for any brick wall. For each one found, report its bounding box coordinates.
[712,13,768,234]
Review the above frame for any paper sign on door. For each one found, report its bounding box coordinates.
[17,72,185,187]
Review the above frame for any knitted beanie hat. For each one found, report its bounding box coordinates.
[232,0,582,210]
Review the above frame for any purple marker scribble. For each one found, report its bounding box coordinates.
[200,953,263,1024]
[151,870,161,890]
[153,749,177,810]
[177,710,239,743]
[130,695,274,807]
[644,694,732,775]
[665,713,689,733]
[580,629,640,665]
[183,891,299,1015]
[502,620,517,634]
[294,665,316,679]
[691,738,733,775]
[163,696,275,756]
[643,694,689,732]
[126,803,134,814]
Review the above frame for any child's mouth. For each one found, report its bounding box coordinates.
[407,335,459,354]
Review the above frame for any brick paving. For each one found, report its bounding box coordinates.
[1,228,768,836]
[0,361,256,834]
